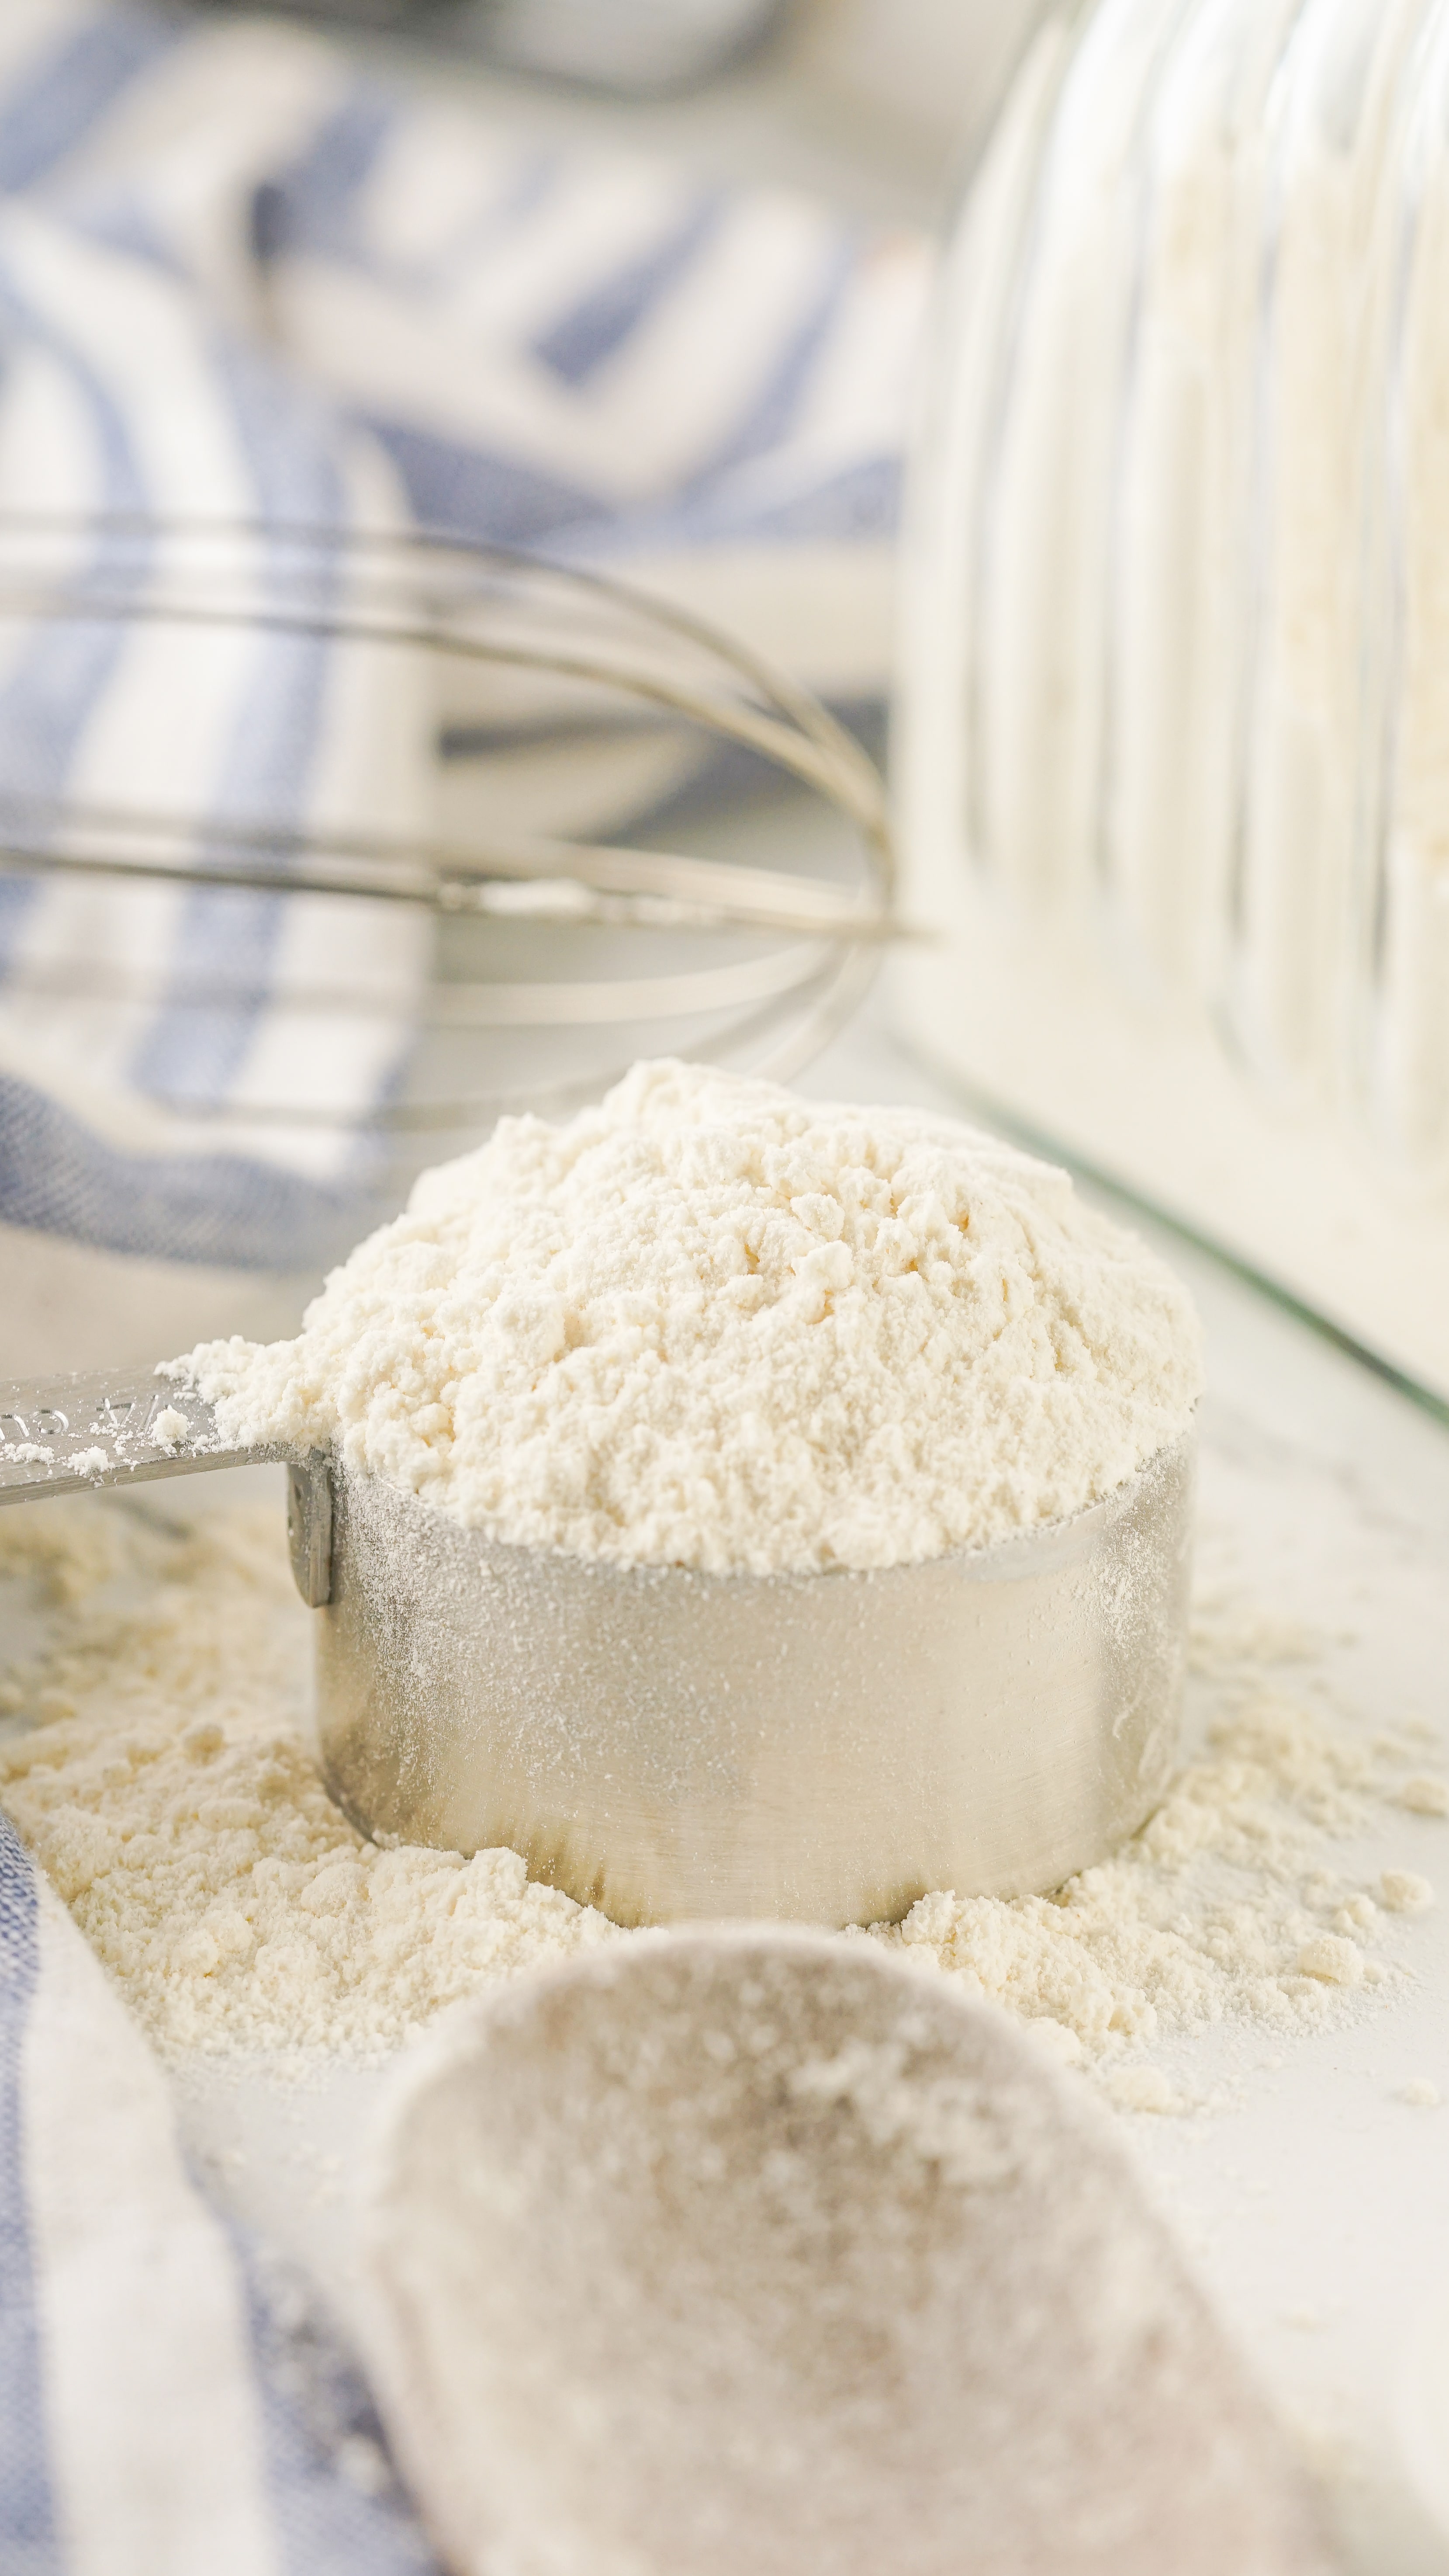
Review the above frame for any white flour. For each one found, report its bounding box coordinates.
[0,1494,1435,2082]
[0,1501,620,2061]
[175,1060,1203,1575]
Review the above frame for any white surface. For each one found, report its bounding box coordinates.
[0,1217,315,1377]
[138,1004,1449,2576]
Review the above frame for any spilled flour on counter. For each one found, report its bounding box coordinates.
[0,1493,1438,2076]
[0,1500,621,2061]
[174,1060,1202,1575]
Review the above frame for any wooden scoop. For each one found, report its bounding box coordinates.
[360,1928,1335,2576]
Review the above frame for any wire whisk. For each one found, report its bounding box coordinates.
[0,516,899,1200]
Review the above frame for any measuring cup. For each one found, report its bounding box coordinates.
[0,1364,1194,1925]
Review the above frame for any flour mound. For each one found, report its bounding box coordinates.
[177,1060,1203,1574]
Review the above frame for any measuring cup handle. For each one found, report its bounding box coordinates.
[0,1365,247,1498]
[0,1367,332,1605]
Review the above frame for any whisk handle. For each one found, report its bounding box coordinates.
[0,1368,332,1604]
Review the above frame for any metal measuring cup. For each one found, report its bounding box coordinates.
[0,1366,1194,1926]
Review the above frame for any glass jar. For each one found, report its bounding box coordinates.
[894,0,1449,1402]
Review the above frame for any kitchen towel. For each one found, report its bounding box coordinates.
[0,1808,443,2576]
[0,0,928,1285]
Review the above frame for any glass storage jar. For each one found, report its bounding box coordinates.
[894,0,1449,1403]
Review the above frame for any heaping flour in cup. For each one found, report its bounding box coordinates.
[173,1059,1203,1575]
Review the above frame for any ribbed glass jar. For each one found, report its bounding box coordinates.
[895,0,1449,1400]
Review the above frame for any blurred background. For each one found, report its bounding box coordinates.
[1,0,1446,1412]
[218,0,1041,206]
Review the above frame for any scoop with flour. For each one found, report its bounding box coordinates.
[361,1929,1330,2576]
[0,1061,1202,1922]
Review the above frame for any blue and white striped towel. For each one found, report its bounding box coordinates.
[0,1812,443,2575]
[0,0,929,1284]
